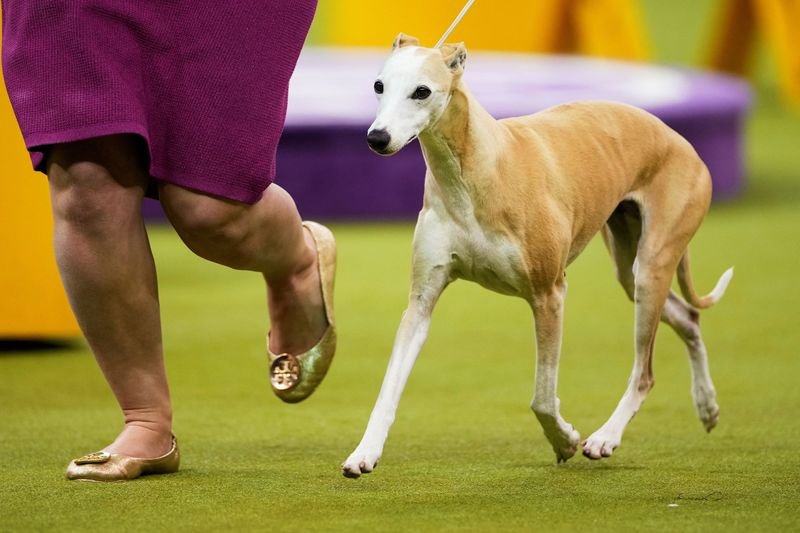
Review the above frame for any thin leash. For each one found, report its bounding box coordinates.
[435,0,477,48]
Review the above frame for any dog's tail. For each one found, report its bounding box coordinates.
[676,250,734,310]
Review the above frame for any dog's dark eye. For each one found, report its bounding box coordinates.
[374,80,384,94]
[412,86,432,100]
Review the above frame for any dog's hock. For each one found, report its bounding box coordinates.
[392,32,420,50]
[440,42,467,73]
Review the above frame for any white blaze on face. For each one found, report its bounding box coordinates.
[369,47,453,155]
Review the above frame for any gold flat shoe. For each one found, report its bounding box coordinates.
[268,221,337,403]
[65,436,180,482]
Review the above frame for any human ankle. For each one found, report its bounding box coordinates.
[122,409,172,434]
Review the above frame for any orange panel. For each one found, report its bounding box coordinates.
[317,0,649,58]
[0,22,79,338]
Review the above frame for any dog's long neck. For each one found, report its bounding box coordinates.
[418,82,500,213]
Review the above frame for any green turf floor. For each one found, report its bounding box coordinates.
[3,9,800,533]
[3,120,799,531]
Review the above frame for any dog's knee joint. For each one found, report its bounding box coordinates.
[531,399,555,418]
[637,378,655,394]
[677,319,703,349]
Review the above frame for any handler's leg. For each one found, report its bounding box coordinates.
[48,135,172,459]
[158,183,326,356]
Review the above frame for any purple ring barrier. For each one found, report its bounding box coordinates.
[144,49,751,221]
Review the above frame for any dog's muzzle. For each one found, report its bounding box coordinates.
[367,129,391,153]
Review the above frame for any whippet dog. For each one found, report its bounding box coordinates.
[342,34,733,478]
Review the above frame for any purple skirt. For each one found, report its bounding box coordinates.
[1,1,317,204]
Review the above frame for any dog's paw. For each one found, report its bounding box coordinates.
[342,449,381,479]
[697,399,720,433]
[548,425,581,464]
[582,431,620,460]
[693,386,720,432]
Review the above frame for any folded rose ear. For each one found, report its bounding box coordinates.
[440,42,467,74]
[392,33,421,50]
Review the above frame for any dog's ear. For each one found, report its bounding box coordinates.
[392,33,420,50]
[440,42,467,74]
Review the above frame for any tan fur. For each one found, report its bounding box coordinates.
[342,38,731,477]
[431,87,712,283]
[393,32,420,49]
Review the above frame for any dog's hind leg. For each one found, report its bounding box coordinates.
[600,201,641,303]
[584,212,680,460]
[530,279,581,463]
[661,292,720,431]
[602,204,720,434]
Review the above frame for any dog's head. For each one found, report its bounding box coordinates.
[367,33,467,156]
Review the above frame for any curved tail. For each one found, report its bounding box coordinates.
[677,251,734,310]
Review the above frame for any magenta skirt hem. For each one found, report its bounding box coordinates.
[25,124,266,205]
[2,0,317,207]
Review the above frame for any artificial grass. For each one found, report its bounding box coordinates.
[3,5,800,530]
[2,153,799,531]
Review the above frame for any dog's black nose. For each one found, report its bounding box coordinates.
[367,129,391,151]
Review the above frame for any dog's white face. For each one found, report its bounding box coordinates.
[367,34,466,156]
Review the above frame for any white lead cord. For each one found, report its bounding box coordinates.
[434,0,477,48]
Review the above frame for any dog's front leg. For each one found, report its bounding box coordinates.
[342,234,450,478]
[531,281,581,463]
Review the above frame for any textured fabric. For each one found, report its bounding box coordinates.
[1,0,317,204]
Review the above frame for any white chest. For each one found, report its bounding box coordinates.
[451,221,528,296]
[416,202,529,298]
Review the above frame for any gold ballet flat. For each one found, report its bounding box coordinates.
[268,221,337,403]
[65,436,180,482]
